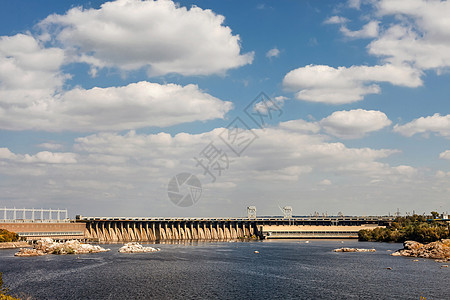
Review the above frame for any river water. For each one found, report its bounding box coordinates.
[0,240,448,299]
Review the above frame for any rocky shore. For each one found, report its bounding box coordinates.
[118,242,160,253]
[333,247,376,252]
[391,239,450,260]
[14,238,110,257]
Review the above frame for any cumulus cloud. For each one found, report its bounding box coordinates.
[45,124,403,211]
[1,118,415,215]
[266,47,280,59]
[368,0,450,70]
[39,0,253,76]
[340,21,379,38]
[0,80,232,131]
[393,113,450,137]
[38,143,64,150]
[0,148,77,164]
[320,109,392,139]
[319,179,332,185]
[252,95,286,115]
[279,119,320,133]
[282,64,422,104]
[0,30,235,132]
[348,0,361,10]
[324,16,349,24]
[439,150,450,160]
[71,124,402,183]
[0,34,67,105]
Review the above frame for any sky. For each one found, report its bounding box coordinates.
[0,0,449,218]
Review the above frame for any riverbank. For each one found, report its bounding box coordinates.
[0,242,30,250]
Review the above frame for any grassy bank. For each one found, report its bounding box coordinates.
[359,214,450,243]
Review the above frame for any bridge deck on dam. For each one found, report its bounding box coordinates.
[76,216,393,242]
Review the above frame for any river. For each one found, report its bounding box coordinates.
[0,240,448,299]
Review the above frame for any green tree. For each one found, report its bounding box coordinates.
[0,230,19,243]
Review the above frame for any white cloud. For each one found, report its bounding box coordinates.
[324,16,349,24]
[393,113,450,137]
[1,119,429,216]
[266,47,280,59]
[392,165,418,177]
[319,179,332,185]
[0,148,77,164]
[253,96,286,115]
[348,0,361,10]
[69,124,401,181]
[39,0,253,76]
[320,109,392,139]
[282,64,422,104]
[0,25,234,132]
[38,143,64,150]
[0,34,67,105]
[439,150,450,160]
[340,21,379,38]
[0,81,233,131]
[279,119,320,133]
[368,0,450,70]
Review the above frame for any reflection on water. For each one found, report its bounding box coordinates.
[0,240,448,300]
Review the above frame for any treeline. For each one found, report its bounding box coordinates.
[0,229,19,243]
[358,215,450,243]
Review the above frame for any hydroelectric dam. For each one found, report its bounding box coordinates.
[77,215,393,242]
[1,207,394,242]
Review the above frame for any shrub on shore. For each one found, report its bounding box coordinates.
[359,214,450,243]
[0,273,21,300]
[0,230,19,243]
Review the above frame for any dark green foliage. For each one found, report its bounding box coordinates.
[358,214,450,243]
[0,230,19,243]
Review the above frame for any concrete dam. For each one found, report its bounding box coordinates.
[77,215,393,242]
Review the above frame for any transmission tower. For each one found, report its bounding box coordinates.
[247,206,256,219]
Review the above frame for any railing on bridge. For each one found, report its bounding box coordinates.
[1,207,69,223]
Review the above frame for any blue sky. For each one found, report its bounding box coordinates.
[0,0,449,217]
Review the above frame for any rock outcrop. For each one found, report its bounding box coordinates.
[391,239,450,260]
[118,242,160,253]
[333,247,376,252]
[15,238,110,257]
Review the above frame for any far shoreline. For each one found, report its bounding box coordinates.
[0,241,31,250]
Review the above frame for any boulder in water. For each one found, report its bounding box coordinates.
[333,248,376,252]
[391,239,450,260]
[118,242,160,253]
[15,238,110,256]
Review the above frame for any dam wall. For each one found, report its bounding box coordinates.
[82,219,257,242]
[78,216,393,242]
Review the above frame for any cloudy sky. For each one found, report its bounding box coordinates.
[0,0,449,218]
